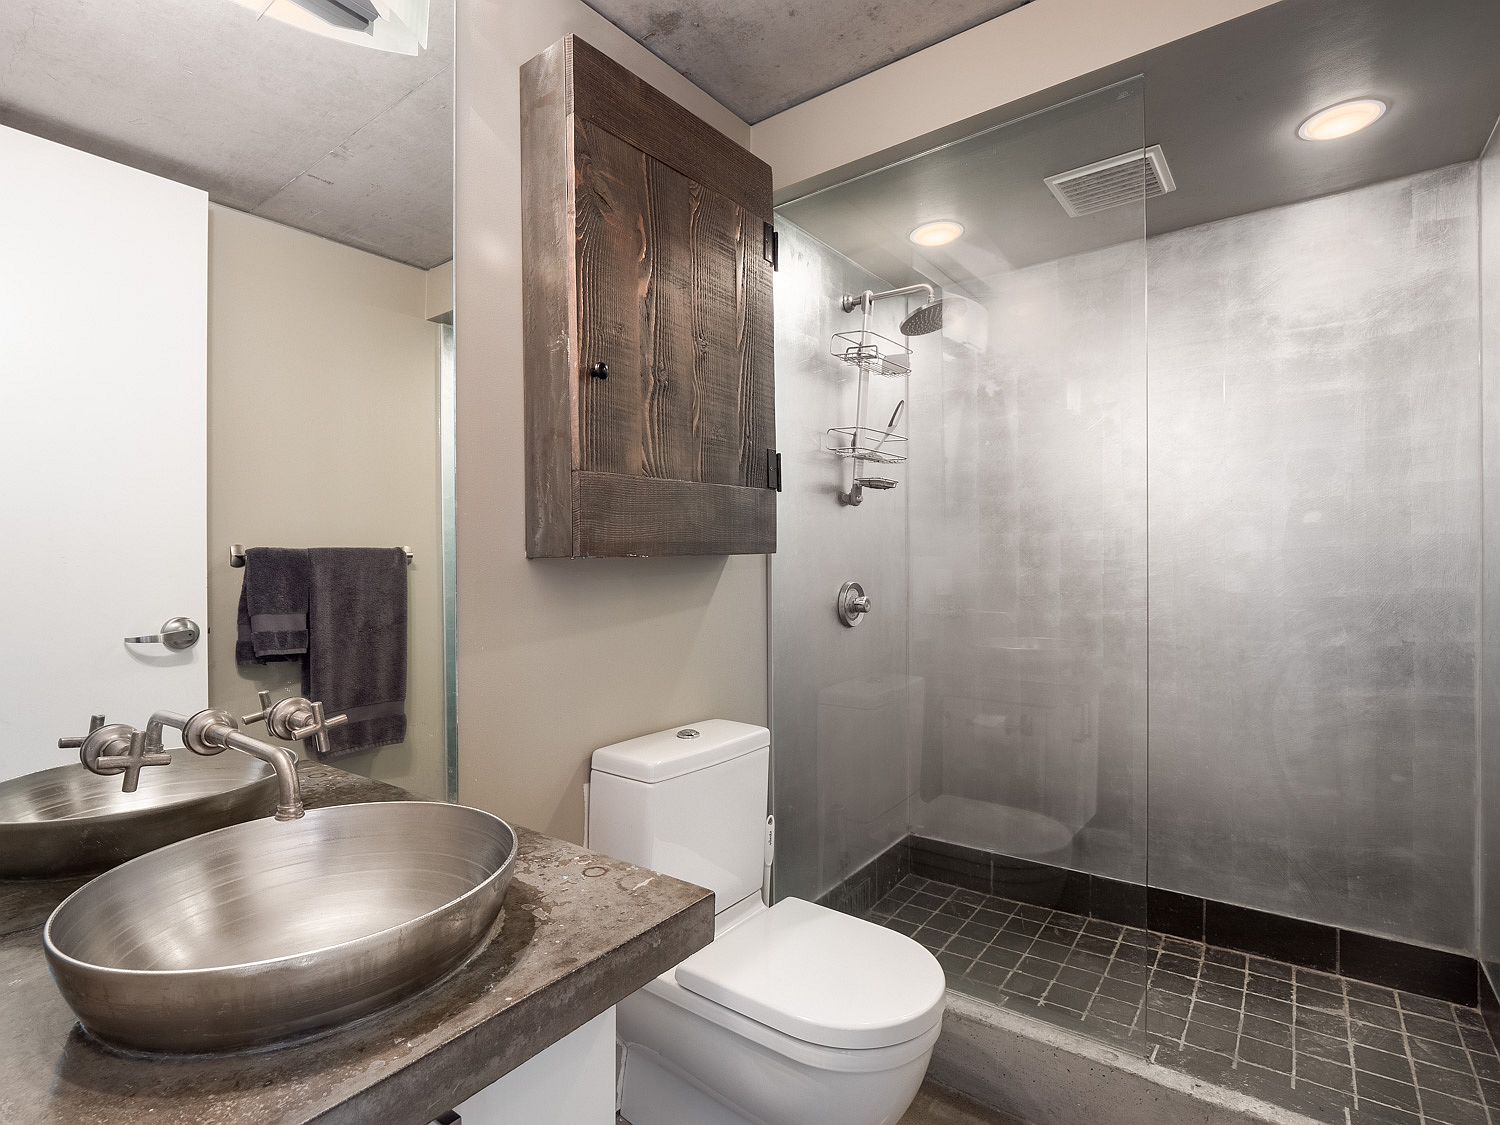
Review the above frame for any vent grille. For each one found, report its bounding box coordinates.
[1044,145,1176,218]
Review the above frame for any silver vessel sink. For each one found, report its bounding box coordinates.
[45,800,516,1053]
[0,753,277,878]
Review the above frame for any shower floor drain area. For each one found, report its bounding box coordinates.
[870,876,1500,1125]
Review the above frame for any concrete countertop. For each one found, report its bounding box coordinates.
[0,762,715,1125]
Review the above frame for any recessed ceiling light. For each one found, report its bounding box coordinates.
[909,220,964,248]
[1298,98,1387,141]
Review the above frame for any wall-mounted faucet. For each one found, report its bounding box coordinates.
[60,693,347,821]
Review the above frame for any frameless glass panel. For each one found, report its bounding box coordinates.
[774,79,1150,1054]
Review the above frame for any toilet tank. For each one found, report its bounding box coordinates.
[589,720,769,914]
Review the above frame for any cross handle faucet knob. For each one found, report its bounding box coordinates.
[58,713,107,750]
[243,692,349,758]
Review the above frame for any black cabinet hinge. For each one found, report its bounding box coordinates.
[765,448,782,492]
[763,223,779,271]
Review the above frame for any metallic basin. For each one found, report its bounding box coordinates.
[44,800,517,1053]
[0,753,277,879]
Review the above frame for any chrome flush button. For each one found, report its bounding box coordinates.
[676,728,700,739]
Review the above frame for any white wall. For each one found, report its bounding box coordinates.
[207,205,446,799]
[454,0,767,842]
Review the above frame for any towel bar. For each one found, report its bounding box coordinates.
[228,544,413,567]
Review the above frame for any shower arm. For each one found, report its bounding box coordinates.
[840,283,936,314]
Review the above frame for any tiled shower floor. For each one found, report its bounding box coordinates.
[870,875,1500,1125]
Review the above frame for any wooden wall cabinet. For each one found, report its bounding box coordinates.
[520,36,778,558]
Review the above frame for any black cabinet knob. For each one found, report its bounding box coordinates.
[590,362,609,380]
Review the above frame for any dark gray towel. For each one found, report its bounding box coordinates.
[235,548,311,665]
[303,547,408,759]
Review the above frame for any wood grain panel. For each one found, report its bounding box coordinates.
[565,36,772,222]
[573,121,649,479]
[572,471,776,557]
[520,40,577,559]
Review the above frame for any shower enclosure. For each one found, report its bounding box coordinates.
[770,62,1499,1098]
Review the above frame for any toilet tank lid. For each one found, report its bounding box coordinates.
[592,719,769,783]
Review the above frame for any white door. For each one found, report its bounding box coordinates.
[0,124,208,782]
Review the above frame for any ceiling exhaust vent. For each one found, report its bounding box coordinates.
[1044,145,1176,218]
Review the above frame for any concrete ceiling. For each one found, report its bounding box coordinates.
[0,0,453,269]
[779,0,1500,291]
[581,0,1034,123]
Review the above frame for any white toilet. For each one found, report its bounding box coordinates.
[589,720,946,1125]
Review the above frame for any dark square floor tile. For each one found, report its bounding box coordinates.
[1461,1024,1499,1057]
[1038,924,1081,948]
[1245,992,1295,1024]
[1351,998,1406,1030]
[1416,1061,1482,1101]
[1190,1001,1241,1032]
[1242,1013,1295,1047]
[1003,972,1051,1000]
[1398,992,1460,1022]
[937,950,975,975]
[1297,986,1345,1013]
[1197,981,1244,1010]
[1350,1022,1408,1055]
[909,891,947,910]
[912,927,950,951]
[1249,974,1294,1001]
[1146,988,1191,1018]
[1030,939,1074,963]
[1055,964,1102,991]
[1358,1071,1422,1112]
[1240,1035,1294,1073]
[1201,962,1247,988]
[1355,1101,1423,1125]
[1470,1049,1500,1081]
[1156,1043,1235,1083]
[1017,956,1062,981]
[1014,903,1052,922]
[1296,1009,1349,1038]
[987,927,1033,953]
[1091,994,1142,1025]
[1296,1027,1352,1064]
[973,907,1013,929]
[1248,957,1296,981]
[1418,1090,1489,1125]
[965,960,1013,989]
[1073,933,1117,957]
[1100,976,1146,1005]
[1066,950,1111,975]
[1345,978,1400,1007]
[1143,1011,1186,1040]
[1185,1020,1238,1054]
[1403,1010,1465,1047]
[1152,969,1196,995]
[921,912,963,935]
[887,917,920,937]
[1045,983,1094,1014]
[944,936,988,960]
[1296,1056,1354,1094]
[956,920,1001,944]
[1408,1034,1474,1073]
[1157,952,1200,977]
[1353,1044,1414,1083]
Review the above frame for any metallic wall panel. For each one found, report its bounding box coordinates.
[1147,164,1481,951]
[769,219,916,903]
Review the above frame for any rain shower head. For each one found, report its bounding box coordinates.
[899,299,943,336]
[841,283,944,338]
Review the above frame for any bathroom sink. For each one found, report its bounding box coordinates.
[44,800,517,1053]
[0,752,277,879]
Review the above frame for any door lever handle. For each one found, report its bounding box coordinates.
[124,616,201,651]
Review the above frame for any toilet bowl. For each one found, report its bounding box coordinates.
[590,721,947,1125]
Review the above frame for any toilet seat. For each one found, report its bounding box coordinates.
[672,898,946,1051]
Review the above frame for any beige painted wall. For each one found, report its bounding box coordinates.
[454,0,767,843]
[751,0,1282,195]
[207,204,446,799]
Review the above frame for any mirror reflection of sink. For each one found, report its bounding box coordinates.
[45,800,517,1053]
[0,753,277,879]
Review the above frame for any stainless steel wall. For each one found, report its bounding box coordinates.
[1148,164,1481,951]
[769,219,916,903]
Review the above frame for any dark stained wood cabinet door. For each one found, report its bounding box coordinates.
[573,120,775,490]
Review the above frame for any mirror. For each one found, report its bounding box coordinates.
[0,0,456,805]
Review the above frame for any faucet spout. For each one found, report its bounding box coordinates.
[181,708,306,821]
